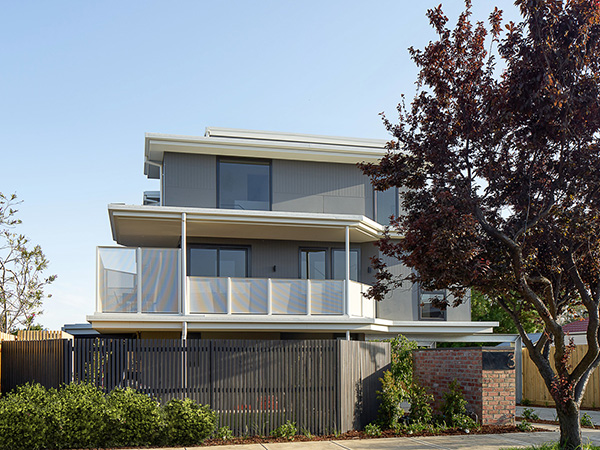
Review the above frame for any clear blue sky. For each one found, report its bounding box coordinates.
[1,1,519,330]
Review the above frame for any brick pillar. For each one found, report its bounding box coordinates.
[413,348,515,425]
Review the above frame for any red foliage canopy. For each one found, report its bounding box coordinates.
[361,1,600,447]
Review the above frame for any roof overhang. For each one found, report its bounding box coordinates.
[86,313,498,337]
[144,128,390,178]
[109,204,386,247]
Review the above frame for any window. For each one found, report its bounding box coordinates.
[218,159,270,210]
[375,188,398,225]
[419,290,447,320]
[332,249,359,281]
[188,246,249,277]
[300,249,327,280]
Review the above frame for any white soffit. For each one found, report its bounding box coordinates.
[108,204,385,246]
[144,128,390,177]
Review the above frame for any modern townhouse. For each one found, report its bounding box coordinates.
[86,127,497,343]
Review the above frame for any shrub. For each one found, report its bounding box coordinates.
[54,382,109,449]
[0,383,56,450]
[581,412,594,427]
[214,426,234,440]
[161,398,217,445]
[521,407,540,421]
[378,370,406,428]
[377,335,419,428]
[408,384,434,425]
[364,422,382,436]
[516,419,533,431]
[271,420,297,440]
[441,380,467,422]
[106,387,162,446]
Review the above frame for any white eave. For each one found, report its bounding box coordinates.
[86,313,498,336]
[144,128,390,178]
[108,204,386,247]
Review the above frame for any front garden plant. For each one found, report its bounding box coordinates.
[374,335,480,434]
[0,382,216,450]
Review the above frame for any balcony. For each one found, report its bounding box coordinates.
[96,247,375,319]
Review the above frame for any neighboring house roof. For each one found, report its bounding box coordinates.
[563,318,588,334]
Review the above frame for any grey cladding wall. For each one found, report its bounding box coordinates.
[187,237,377,282]
[163,153,217,207]
[272,160,373,216]
[162,153,374,217]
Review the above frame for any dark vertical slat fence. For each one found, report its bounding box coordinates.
[1,338,389,435]
[1,339,72,392]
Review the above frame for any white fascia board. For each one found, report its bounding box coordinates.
[204,127,388,148]
[86,314,384,333]
[144,131,391,177]
[87,313,497,335]
[384,321,498,335]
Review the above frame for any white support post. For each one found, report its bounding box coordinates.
[181,213,187,315]
[346,330,350,341]
[345,226,350,316]
[227,277,232,314]
[515,335,523,403]
[267,279,272,315]
[96,248,101,313]
[306,279,312,316]
[181,321,188,390]
[136,247,142,314]
[182,321,188,341]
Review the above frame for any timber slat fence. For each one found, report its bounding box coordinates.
[523,345,600,408]
[1,338,389,435]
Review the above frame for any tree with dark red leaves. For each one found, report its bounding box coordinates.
[360,1,600,447]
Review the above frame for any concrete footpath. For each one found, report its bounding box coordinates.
[517,405,600,426]
[155,425,600,450]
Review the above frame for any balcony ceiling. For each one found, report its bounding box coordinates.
[109,204,385,247]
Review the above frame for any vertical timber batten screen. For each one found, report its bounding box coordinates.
[1,339,73,392]
[1,338,390,435]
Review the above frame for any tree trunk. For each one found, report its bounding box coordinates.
[556,402,582,450]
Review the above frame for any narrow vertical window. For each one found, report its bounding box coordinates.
[332,249,359,281]
[419,291,447,320]
[300,249,327,280]
[375,188,398,225]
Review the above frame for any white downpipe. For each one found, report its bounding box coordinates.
[182,321,188,341]
[136,247,142,314]
[96,248,101,313]
[181,213,187,315]
[345,226,350,316]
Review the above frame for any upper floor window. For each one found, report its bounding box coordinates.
[332,249,359,282]
[188,246,249,278]
[375,188,398,225]
[218,159,270,210]
[300,249,327,280]
[419,290,447,320]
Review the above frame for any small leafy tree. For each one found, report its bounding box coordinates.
[360,1,600,448]
[378,335,433,428]
[0,193,55,333]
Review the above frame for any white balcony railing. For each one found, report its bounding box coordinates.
[97,247,374,318]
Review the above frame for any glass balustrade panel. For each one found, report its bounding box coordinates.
[98,248,137,313]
